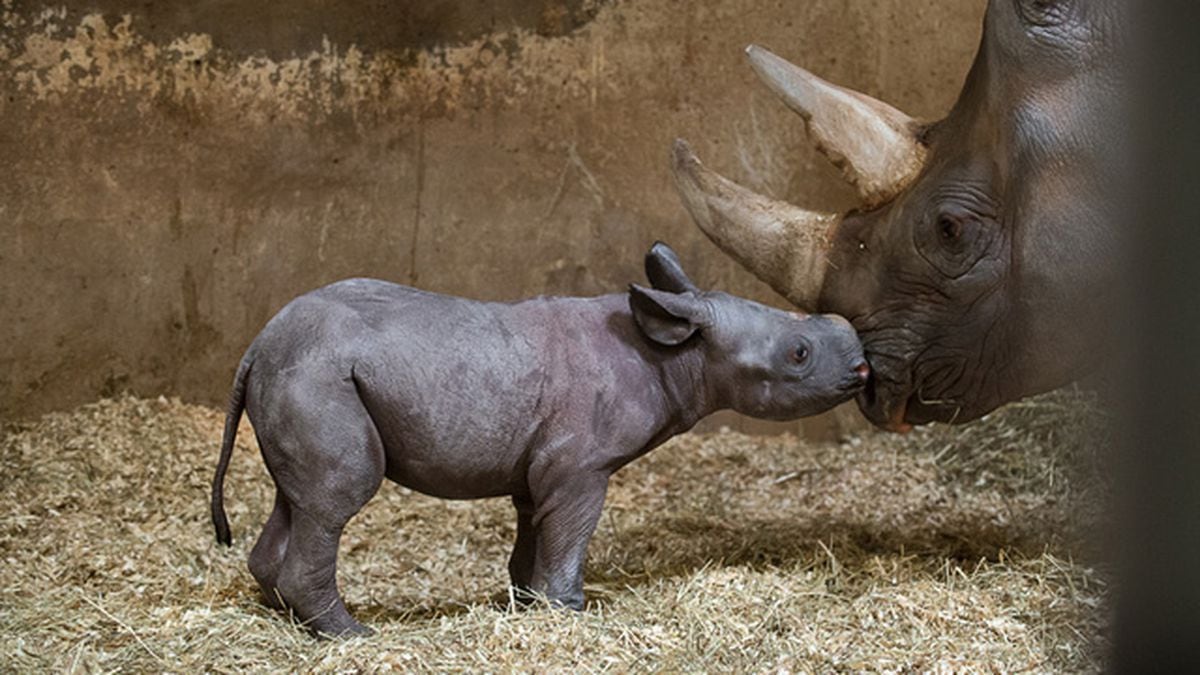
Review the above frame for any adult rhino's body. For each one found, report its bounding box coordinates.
[673,0,1126,430]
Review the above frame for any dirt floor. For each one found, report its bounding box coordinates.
[0,390,1109,672]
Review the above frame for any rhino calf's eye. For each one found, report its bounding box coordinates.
[793,346,810,364]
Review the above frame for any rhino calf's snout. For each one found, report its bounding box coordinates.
[854,361,871,383]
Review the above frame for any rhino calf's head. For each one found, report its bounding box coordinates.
[630,243,868,421]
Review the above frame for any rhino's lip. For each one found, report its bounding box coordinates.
[885,397,915,433]
[858,373,914,433]
[874,394,915,434]
[859,376,966,431]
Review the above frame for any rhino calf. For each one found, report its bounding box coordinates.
[211,242,868,637]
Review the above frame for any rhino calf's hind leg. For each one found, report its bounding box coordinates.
[257,383,385,638]
[274,509,370,637]
[248,491,291,610]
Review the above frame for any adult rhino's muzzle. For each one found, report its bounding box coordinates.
[856,348,917,433]
[858,375,959,432]
[860,381,979,431]
[857,334,989,431]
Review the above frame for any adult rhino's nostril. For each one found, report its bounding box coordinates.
[853,362,871,383]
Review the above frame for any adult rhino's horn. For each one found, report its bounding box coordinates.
[670,139,837,310]
[746,44,927,208]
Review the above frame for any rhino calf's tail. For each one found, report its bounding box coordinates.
[211,358,252,547]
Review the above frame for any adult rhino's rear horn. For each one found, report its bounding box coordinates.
[746,44,926,208]
[670,139,839,310]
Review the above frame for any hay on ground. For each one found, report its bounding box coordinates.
[0,390,1109,671]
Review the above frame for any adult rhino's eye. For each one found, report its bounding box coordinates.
[793,346,810,364]
[915,206,995,279]
[938,216,963,244]
[1015,0,1069,27]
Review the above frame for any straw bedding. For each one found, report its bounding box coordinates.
[0,390,1108,672]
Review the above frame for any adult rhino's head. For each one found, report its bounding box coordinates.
[672,0,1124,431]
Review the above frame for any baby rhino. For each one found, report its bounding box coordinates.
[211,242,867,637]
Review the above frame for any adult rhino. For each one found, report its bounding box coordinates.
[672,0,1125,431]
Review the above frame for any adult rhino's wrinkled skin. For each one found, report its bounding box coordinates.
[210,243,866,638]
[673,0,1126,431]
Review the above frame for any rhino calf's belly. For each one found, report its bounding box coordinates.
[380,441,530,500]
[356,373,541,500]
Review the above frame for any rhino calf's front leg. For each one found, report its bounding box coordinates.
[527,472,609,609]
[508,496,537,604]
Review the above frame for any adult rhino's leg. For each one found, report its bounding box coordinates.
[508,495,537,604]
[249,490,291,610]
[528,472,609,610]
[256,374,385,638]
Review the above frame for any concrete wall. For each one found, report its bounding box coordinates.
[0,0,986,436]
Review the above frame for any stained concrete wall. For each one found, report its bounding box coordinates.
[0,0,985,436]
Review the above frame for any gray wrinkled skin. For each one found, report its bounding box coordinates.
[211,243,866,638]
[821,0,1126,430]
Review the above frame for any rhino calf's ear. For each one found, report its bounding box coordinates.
[628,284,708,346]
[645,241,700,294]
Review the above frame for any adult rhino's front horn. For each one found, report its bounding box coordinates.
[671,140,839,310]
[672,45,929,310]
